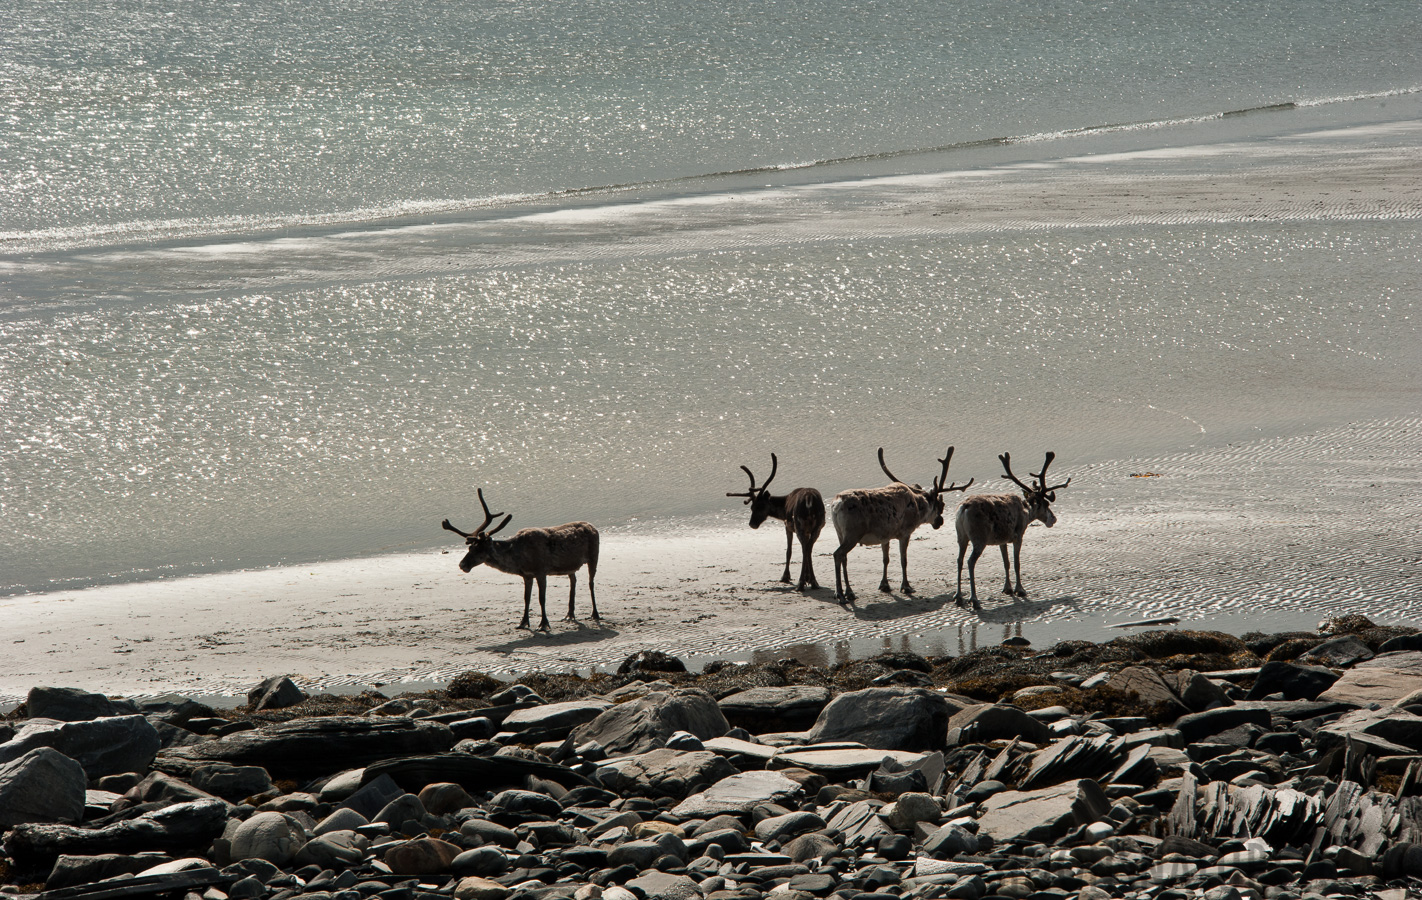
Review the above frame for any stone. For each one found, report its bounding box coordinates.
[718,686,833,732]
[162,716,455,780]
[921,822,978,858]
[781,832,839,863]
[375,792,428,828]
[451,845,510,877]
[947,704,1051,744]
[294,830,367,868]
[460,818,521,848]
[27,686,135,722]
[1379,634,1422,653]
[190,763,275,801]
[1299,635,1374,668]
[771,747,931,779]
[488,788,561,818]
[625,871,701,900]
[573,690,729,756]
[315,807,370,837]
[5,799,230,872]
[671,771,803,817]
[502,700,612,743]
[419,781,476,815]
[607,839,668,870]
[753,811,826,843]
[1317,706,1422,753]
[45,853,175,891]
[1244,661,1341,701]
[883,791,941,830]
[0,747,87,826]
[0,715,161,779]
[1108,667,1190,719]
[596,748,737,799]
[1319,651,1422,706]
[229,811,307,865]
[455,876,511,900]
[1173,706,1273,744]
[1173,670,1233,711]
[975,779,1110,843]
[247,676,308,711]
[384,836,462,874]
[123,771,223,806]
[807,687,952,751]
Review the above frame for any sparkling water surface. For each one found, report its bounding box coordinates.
[2,1,1420,595]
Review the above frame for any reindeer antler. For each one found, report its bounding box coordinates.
[1031,451,1072,493]
[443,487,512,538]
[1000,452,1035,493]
[878,447,903,484]
[932,447,974,495]
[726,454,778,502]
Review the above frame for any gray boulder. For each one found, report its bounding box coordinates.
[807,687,952,751]
[1317,706,1422,753]
[190,763,275,801]
[3,799,229,872]
[596,748,736,799]
[0,748,87,826]
[294,830,367,869]
[718,686,832,732]
[1173,705,1273,744]
[976,778,1110,843]
[1319,651,1422,706]
[753,810,826,843]
[501,700,611,743]
[45,852,174,890]
[247,676,308,711]
[671,770,803,818]
[573,690,729,755]
[1244,661,1340,701]
[27,687,137,722]
[1107,668,1190,719]
[1299,635,1374,668]
[229,811,308,865]
[947,704,1051,745]
[626,871,701,900]
[0,715,160,779]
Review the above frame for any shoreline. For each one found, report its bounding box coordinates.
[2,416,1417,707]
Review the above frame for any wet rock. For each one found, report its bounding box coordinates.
[27,686,137,722]
[1299,635,1374,668]
[0,715,161,779]
[717,686,832,733]
[230,811,308,865]
[248,676,309,711]
[948,704,1052,745]
[1108,667,1191,719]
[596,748,737,799]
[975,778,1110,844]
[618,651,688,675]
[573,690,729,756]
[1243,661,1341,701]
[806,687,952,751]
[503,700,612,743]
[0,747,87,826]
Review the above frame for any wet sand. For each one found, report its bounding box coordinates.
[2,415,1416,706]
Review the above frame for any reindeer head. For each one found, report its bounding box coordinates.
[1000,451,1071,527]
[879,446,974,529]
[726,454,778,529]
[442,488,513,572]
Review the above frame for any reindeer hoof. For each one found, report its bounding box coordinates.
[878,582,893,594]
[901,584,915,595]
[780,574,793,584]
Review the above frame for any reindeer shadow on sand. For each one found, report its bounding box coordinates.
[843,589,956,622]
[481,620,620,654]
[967,593,1079,624]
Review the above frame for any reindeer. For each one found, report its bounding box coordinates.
[954,451,1071,610]
[442,489,600,632]
[829,447,973,603]
[725,453,826,592]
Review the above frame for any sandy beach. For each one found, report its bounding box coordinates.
[2,415,1416,707]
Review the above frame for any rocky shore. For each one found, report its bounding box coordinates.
[3,617,1422,900]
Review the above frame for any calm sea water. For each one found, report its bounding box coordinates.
[2,1,1421,594]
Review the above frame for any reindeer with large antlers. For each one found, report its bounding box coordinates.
[442,489,601,631]
[829,447,973,603]
[954,451,1071,610]
[726,453,826,592]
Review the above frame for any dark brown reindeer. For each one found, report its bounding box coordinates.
[725,453,826,592]
[954,451,1071,610]
[829,447,973,603]
[442,489,600,631]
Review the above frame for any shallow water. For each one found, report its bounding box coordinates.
[2,2,1421,597]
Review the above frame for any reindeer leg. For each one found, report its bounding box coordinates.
[967,543,986,611]
[565,572,578,621]
[518,577,534,630]
[1011,540,1027,597]
[587,561,600,621]
[536,575,551,631]
[798,530,819,591]
[781,521,794,584]
[955,538,969,607]
[878,542,892,593]
[834,542,855,603]
[898,537,914,595]
[1000,545,1014,596]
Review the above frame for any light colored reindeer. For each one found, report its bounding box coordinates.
[954,451,1071,610]
[442,489,600,631]
[725,453,826,592]
[829,447,973,603]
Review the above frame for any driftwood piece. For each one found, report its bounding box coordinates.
[39,868,228,900]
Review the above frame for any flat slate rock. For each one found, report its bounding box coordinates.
[702,737,778,761]
[363,753,594,792]
[670,771,802,818]
[768,748,930,776]
[501,701,611,742]
[1318,651,1422,706]
[976,779,1109,844]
